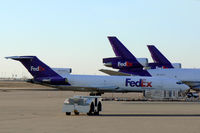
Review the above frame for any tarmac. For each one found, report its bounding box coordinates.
[0,81,200,133]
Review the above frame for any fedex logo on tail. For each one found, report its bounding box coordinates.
[31,66,45,72]
[118,61,133,67]
[125,78,152,87]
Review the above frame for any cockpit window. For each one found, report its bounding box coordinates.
[176,81,183,84]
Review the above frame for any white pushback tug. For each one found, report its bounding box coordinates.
[62,96,102,115]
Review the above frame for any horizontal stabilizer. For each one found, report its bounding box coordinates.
[48,85,119,92]
[52,68,72,77]
[99,69,131,76]
[5,56,34,60]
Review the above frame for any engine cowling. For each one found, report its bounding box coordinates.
[172,63,181,68]
[148,62,182,69]
[42,78,70,85]
[52,68,72,77]
[103,57,148,69]
[136,58,148,67]
[29,78,70,85]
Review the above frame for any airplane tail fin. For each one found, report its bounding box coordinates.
[106,36,144,69]
[5,56,61,78]
[147,45,174,68]
[107,36,137,60]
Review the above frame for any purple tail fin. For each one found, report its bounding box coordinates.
[107,37,143,67]
[147,45,174,68]
[108,36,137,60]
[106,36,151,76]
[5,56,61,78]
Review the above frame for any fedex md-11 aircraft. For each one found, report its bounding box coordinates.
[101,36,200,91]
[5,56,188,95]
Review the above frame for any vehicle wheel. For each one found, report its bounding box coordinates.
[89,92,102,96]
[94,111,99,115]
[74,110,80,115]
[87,112,93,116]
[87,102,95,115]
[66,112,71,115]
[90,102,94,112]
[98,102,102,112]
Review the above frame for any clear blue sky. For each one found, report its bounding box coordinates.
[1,0,200,78]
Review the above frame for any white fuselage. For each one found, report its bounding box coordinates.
[148,68,200,81]
[55,75,189,92]
[147,68,200,88]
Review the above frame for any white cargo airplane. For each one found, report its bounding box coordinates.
[5,56,189,95]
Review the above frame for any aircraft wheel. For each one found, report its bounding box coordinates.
[66,112,71,115]
[89,92,102,96]
[87,112,93,116]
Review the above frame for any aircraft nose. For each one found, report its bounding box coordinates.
[176,80,189,91]
[180,84,190,91]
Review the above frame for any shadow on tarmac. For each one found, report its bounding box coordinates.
[98,114,200,117]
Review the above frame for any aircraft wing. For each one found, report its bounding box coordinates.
[99,69,131,76]
[0,86,118,92]
[181,81,200,91]
[50,85,119,92]
[27,78,120,92]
